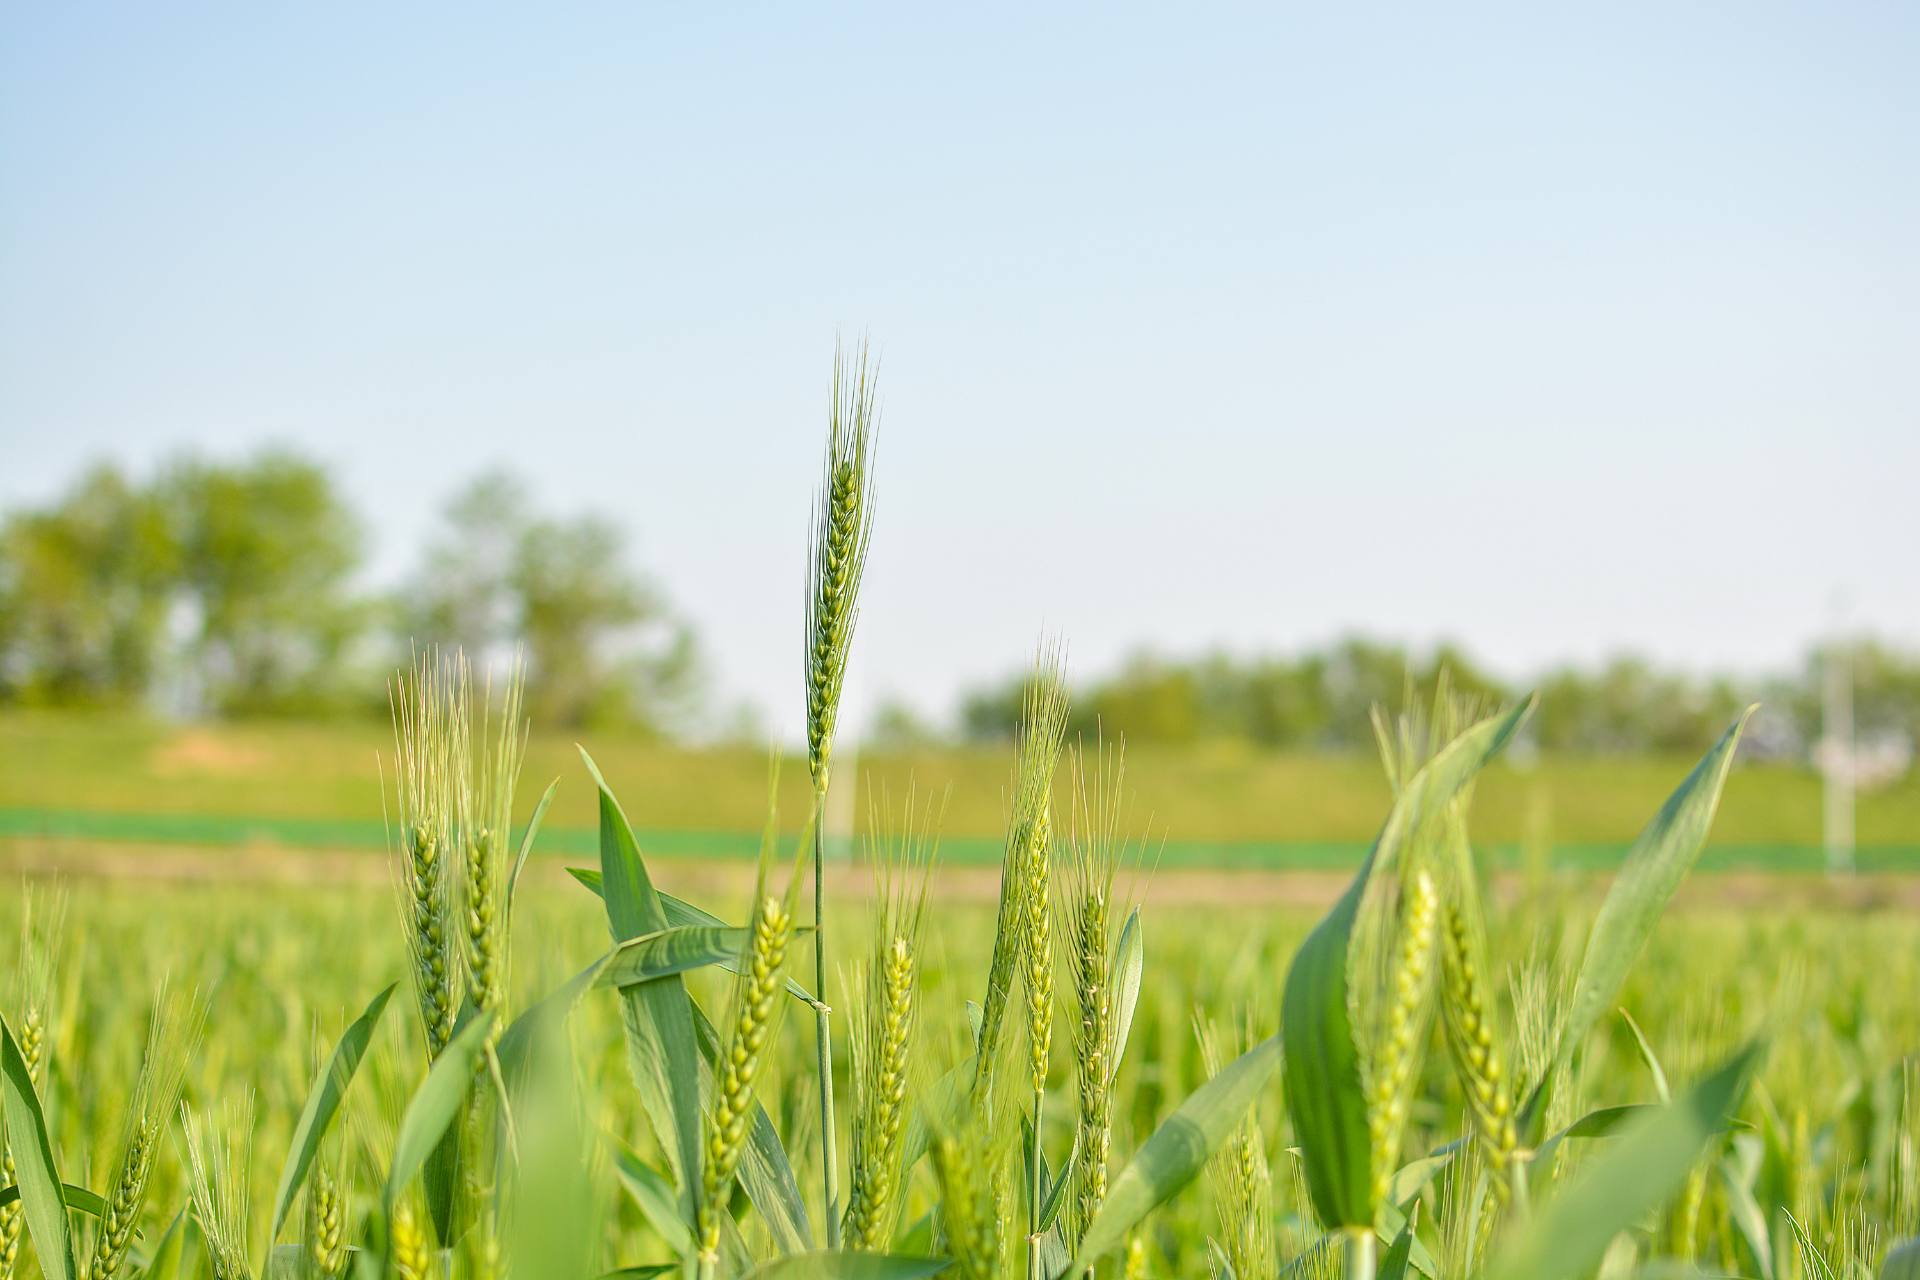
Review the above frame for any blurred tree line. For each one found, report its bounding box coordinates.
[0,453,701,730]
[949,638,1920,761]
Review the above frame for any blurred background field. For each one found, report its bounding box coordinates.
[6,708,1920,875]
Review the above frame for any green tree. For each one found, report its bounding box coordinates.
[403,470,531,664]
[159,451,368,714]
[0,465,176,706]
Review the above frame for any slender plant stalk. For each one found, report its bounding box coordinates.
[804,342,877,1246]
[813,798,839,1248]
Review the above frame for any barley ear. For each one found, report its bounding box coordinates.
[389,650,465,1059]
[1439,901,1518,1186]
[843,793,934,1252]
[461,653,527,1032]
[804,340,879,794]
[1367,869,1440,1201]
[697,872,796,1263]
[1063,738,1128,1247]
[180,1094,256,1280]
[305,1160,348,1280]
[89,983,204,1280]
[972,644,1069,1105]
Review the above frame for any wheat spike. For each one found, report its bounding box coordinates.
[972,645,1069,1103]
[804,341,878,794]
[305,1162,348,1280]
[390,650,464,1058]
[89,984,204,1280]
[181,1095,256,1280]
[1368,869,1439,1202]
[698,892,794,1262]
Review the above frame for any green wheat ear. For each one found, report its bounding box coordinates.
[843,789,937,1252]
[804,339,878,795]
[972,641,1070,1105]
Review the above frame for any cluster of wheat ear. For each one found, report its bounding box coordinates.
[89,983,203,1280]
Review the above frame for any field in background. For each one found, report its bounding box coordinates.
[4,710,1919,873]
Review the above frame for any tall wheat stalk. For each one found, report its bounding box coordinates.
[804,342,877,1246]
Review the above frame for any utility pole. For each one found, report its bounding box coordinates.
[1821,612,1854,876]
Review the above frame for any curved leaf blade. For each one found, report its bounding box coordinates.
[1481,1042,1763,1280]
[1548,711,1754,1084]
[1281,701,1531,1229]
[1110,907,1144,1084]
[271,982,397,1234]
[597,925,752,989]
[1072,1034,1283,1270]
[384,1011,495,1206]
[1,1012,76,1280]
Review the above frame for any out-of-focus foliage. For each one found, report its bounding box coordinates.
[0,457,703,731]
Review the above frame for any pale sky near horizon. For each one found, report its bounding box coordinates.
[3,4,1916,742]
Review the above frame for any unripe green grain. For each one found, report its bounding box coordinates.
[699,894,793,1263]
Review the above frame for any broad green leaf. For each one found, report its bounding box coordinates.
[598,924,752,989]
[1072,1034,1283,1270]
[1536,710,1754,1118]
[1281,701,1531,1229]
[1882,1239,1920,1280]
[689,996,814,1254]
[738,1251,952,1279]
[271,982,397,1233]
[583,747,705,1224]
[1110,907,1144,1083]
[1,1012,76,1280]
[1480,1042,1763,1280]
[568,867,821,1007]
[611,1138,694,1256]
[384,1011,494,1206]
[598,1267,679,1279]
[507,776,560,908]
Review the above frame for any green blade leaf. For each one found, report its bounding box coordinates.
[582,747,706,1225]
[1071,1033,1283,1270]
[271,982,398,1234]
[1538,710,1754,1107]
[0,1012,76,1280]
[597,925,752,989]
[738,1252,952,1279]
[568,867,822,1008]
[0,1182,108,1217]
[140,1208,190,1280]
[1785,1210,1839,1280]
[1378,1202,1419,1280]
[507,776,560,908]
[1480,1041,1763,1280]
[611,1138,694,1257]
[384,1011,495,1206]
[1110,907,1144,1084]
[1281,700,1532,1229]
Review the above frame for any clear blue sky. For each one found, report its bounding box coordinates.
[3,4,1916,740]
